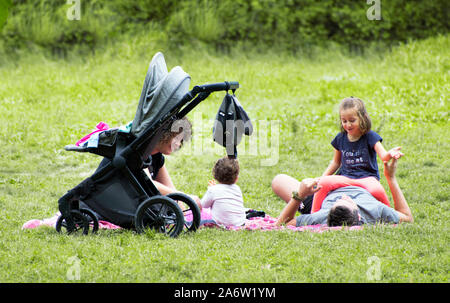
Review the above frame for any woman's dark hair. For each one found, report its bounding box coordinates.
[327,205,360,227]
[159,116,192,147]
[213,157,240,185]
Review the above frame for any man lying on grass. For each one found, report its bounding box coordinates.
[275,157,413,227]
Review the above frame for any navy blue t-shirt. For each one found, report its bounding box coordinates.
[331,130,382,180]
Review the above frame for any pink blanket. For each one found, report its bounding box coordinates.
[22,209,364,233]
[228,215,364,232]
[75,122,110,146]
[22,212,121,230]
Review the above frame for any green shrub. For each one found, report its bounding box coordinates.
[0,0,12,31]
[1,0,116,56]
[0,0,448,57]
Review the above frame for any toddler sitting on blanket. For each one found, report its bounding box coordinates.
[200,157,247,227]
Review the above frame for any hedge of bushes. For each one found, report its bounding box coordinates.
[1,0,448,55]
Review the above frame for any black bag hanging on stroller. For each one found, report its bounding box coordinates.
[213,92,253,158]
[56,52,250,238]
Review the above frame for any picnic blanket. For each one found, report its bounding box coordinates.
[22,208,366,233]
[22,213,121,230]
[226,216,364,232]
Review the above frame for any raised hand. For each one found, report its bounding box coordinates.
[387,146,404,162]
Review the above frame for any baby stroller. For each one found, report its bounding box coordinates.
[57,52,244,238]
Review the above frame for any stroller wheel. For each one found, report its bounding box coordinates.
[56,210,90,235]
[166,192,201,232]
[135,196,184,237]
[79,207,99,234]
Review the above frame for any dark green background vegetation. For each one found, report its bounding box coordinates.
[1,0,448,58]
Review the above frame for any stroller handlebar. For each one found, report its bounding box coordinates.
[175,81,239,122]
[192,81,239,94]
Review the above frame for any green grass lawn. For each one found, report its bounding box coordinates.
[0,35,448,283]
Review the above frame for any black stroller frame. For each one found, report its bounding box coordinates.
[57,56,239,237]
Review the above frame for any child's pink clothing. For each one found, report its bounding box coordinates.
[311,175,391,213]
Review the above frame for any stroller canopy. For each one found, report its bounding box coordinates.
[131,52,191,137]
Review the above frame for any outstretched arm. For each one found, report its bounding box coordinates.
[276,178,321,226]
[148,165,201,206]
[150,165,176,195]
[374,142,404,163]
[384,158,413,223]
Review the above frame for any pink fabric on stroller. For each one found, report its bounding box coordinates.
[75,122,110,146]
